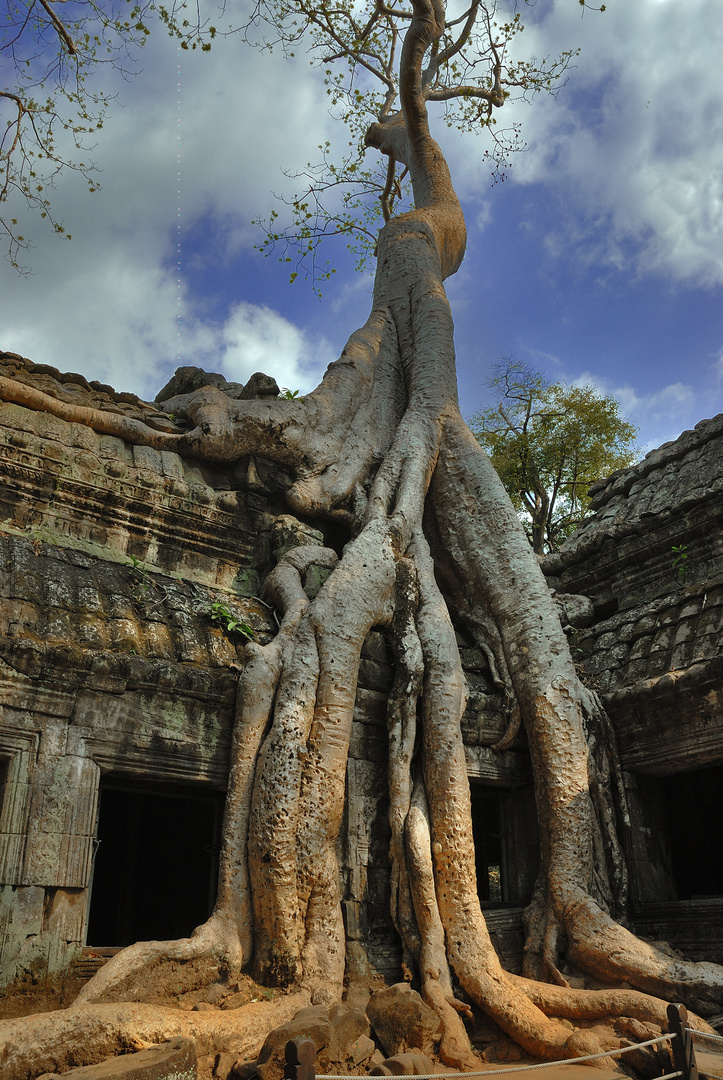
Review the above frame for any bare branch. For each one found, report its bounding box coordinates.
[376,3,413,19]
[37,0,77,55]
[436,0,479,68]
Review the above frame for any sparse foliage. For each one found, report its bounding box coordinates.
[471,358,638,553]
[249,0,578,287]
[672,543,690,584]
[0,0,217,268]
[2,0,576,277]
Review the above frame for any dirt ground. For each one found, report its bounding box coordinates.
[0,974,89,1021]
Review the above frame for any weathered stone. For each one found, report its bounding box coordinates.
[155,366,227,401]
[328,1003,370,1058]
[240,372,280,399]
[231,1062,259,1080]
[370,1052,436,1076]
[35,1037,196,1079]
[366,984,441,1057]
[349,1034,376,1064]
[213,1051,239,1078]
[254,1005,334,1080]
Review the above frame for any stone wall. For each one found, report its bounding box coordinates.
[545,412,723,961]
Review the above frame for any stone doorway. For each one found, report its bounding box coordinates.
[470,788,505,903]
[85,778,224,947]
[662,764,723,900]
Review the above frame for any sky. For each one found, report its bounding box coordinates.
[2,0,723,457]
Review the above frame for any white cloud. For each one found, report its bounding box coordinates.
[571,369,698,450]
[220,302,332,393]
[495,0,723,287]
[1,24,336,400]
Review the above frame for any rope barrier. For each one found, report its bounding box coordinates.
[688,1025,723,1080]
[314,1032,675,1080]
[690,1028,723,1045]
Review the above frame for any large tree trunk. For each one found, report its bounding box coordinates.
[2,0,723,1073]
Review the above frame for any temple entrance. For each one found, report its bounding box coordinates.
[470,788,505,904]
[663,764,723,900]
[469,781,540,908]
[86,778,224,947]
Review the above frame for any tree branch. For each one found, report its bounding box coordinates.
[37,0,77,55]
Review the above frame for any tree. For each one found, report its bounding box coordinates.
[471,359,638,554]
[1,2,722,1076]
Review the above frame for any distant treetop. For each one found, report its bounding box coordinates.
[470,357,639,554]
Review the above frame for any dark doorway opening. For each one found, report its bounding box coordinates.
[86,778,224,947]
[0,756,9,820]
[470,788,505,905]
[663,764,723,900]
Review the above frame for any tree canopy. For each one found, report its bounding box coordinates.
[471,359,638,554]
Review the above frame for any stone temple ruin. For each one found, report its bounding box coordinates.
[0,351,721,993]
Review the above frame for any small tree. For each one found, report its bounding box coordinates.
[471,360,638,554]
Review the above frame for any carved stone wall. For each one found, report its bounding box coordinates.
[0,360,280,985]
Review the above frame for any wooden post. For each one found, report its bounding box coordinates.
[668,1002,699,1080]
[285,1037,317,1080]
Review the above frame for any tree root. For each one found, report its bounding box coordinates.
[405,778,479,1070]
[73,915,241,1007]
[508,973,715,1033]
[564,895,723,1018]
[0,992,310,1080]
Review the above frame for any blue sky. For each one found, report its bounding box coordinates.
[3,0,723,456]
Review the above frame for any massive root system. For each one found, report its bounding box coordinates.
[1,0,722,1074]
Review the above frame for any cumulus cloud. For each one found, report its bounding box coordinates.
[498,0,723,287]
[219,302,333,393]
[1,23,335,399]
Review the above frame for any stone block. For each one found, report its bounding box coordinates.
[370,1052,436,1076]
[358,658,393,693]
[213,1051,238,1078]
[38,1037,197,1079]
[361,631,390,663]
[255,1005,334,1080]
[132,445,164,474]
[329,1003,371,1058]
[353,688,387,726]
[350,1034,376,1064]
[366,984,441,1057]
[342,899,366,939]
[349,722,387,764]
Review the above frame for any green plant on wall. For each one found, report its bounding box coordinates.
[128,554,150,599]
[209,602,253,640]
[672,544,690,584]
